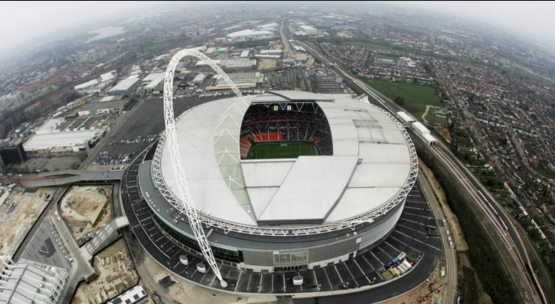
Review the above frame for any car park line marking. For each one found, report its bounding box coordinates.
[333,264,344,283]
[312,270,319,290]
[235,272,242,292]
[344,264,359,286]
[377,246,394,261]
[246,272,253,291]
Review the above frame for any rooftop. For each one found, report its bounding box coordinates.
[108,76,140,93]
[24,129,104,151]
[157,92,414,227]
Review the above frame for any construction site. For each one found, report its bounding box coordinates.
[0,187,54,257]
[72,239,140,304]
[60,185,113,246]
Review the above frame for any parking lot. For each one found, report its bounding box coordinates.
[86,95,221,168]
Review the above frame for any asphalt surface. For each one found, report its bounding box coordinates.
[419,167,458,304]
[121,149,442,299]
[86,95,220,164]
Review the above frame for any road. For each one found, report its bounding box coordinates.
[12,185,70,261]
[22,170,124,187]
[296,40,546,304]
[280,22,291,59]
[419,165,458,304]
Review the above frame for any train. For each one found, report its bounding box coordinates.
[478,190,509,231]
[396,111,437,146]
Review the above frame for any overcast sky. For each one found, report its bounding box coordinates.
[401,1,555,47]
[0,1,554,59]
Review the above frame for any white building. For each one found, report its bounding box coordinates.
[299,25,318,35]
[142,72,166,93]
[100,70,117,83]
[108,76,141,95]
[74,79,99,91]
[0,259,68,304]
[192,73,207,85]
[226,29,274,42]
[23,129,106,153]
[107,285,148,304]
[206,72,263,91]
[35,118,64,135]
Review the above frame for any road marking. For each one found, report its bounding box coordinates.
[313,270,319,290]
[361,255,375,271]
[344,264,359,287]
[246,272,252,292]
[377,246,394,261]
[385,241,402,254]
[371,251,386,266]
[234,272,242,292]
[390,235,422,254]
[333,264,344,283]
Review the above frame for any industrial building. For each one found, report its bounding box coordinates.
[0,140,27,165]
[226,29,274,42]
[192,73,207,85]
[74,70,118,94]
[141,72,166,93]
[74,79,99,91]
[0,259,68,304]
[76,99,130,116]
[205,72,263,91]
[299,25,318,35]
[107,76,140,95]
[219,58,257,70]
[23,128,106,153]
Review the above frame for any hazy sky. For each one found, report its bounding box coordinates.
[0,1,554,58]
[398,1,555,47]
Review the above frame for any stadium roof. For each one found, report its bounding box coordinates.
[157,92,413,226]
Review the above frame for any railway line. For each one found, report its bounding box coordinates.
[295,39,547,304]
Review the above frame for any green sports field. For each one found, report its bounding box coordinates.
[247,142,318,159]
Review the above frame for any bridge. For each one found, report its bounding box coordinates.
[81,216,130,262]
[21,170,124,188]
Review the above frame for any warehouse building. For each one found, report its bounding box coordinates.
[192,73,207,85]
[226,29,274,42]
[108,76,140,95]
[220,58,257,71]
[141,72,166,93]
[23,128,106,153]
[206,72,263,91]
[76,99,130,116]
[299,25,318,35]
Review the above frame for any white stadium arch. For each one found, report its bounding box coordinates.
[162,49,248,287]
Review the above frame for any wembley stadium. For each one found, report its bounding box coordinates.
[121,50,441,297]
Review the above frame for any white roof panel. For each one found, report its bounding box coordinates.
[257,156,359,223]
[241,160,295,187]
[159,91,413,227]
[326,187,401,222]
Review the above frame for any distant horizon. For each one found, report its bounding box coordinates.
[1,1,554,63]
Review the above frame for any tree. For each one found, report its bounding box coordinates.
[394,96,405,106]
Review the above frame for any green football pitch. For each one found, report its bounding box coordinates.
[247,142,318,159]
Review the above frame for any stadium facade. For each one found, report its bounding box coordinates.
[136,90,418,273]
